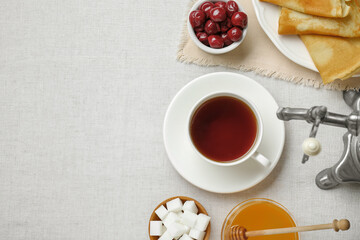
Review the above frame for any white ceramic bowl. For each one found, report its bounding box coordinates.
[187,0,248,55]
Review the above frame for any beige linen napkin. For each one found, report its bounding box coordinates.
[177,0,360,90]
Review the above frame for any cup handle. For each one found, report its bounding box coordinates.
[251,152,271,167]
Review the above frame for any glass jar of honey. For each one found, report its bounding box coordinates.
[221,198,299,240]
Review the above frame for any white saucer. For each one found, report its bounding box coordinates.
[163,72,285,193]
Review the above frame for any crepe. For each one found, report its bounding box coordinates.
[300,35,360,84]
[278,0,360,37]
[260,0,351,17]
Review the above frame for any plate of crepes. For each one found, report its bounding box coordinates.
[252,0,360,84]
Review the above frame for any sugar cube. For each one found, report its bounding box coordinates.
[194,213,211,231]
[183,224,190,234]
[179,234,193,240]
[182,211,198,228]
[167,222,187,239]
[158,230,172,240]
[177,211,184,220]
[150,221,163,236]
[189,228,205,240]
[163,212,179,228]
[155,205,169,220]
[166,198,183,212]
[183,200,198,214]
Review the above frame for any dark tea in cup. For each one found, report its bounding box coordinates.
[190,95,258,162]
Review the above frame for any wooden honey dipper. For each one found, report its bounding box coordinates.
[230,219,350,240]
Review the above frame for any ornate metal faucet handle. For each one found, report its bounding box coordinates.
[277,90,360,189]
[277,106,327,163]
[302,106,327,163]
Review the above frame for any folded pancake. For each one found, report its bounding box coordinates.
[260,0,351,17]
[300,35,360,84]
[279,1,360,37]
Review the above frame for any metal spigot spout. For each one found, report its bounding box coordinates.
[315,132,360,189]
[316,168,340,190]
[276,108,285,120]
[276,107,309,121]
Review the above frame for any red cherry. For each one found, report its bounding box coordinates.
[226,1,239,17]
[208,35,224,48]
[220,18,232,33]
[215,1,226,9]
[226,17,233,28]
[194,24,205,32]
[189,10,206,28]
[204,20,220,35]
[210,7,227,22]
[221,33,233,46]
[227,27,242,41]
[199,1,214,17]
[231,12,248,28]
[196,32,209,46]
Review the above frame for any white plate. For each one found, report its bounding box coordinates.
[163,72,285,193]
[251,0,318,72]
[251,0,360,77]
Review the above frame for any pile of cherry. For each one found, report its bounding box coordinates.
[189,1,248,49]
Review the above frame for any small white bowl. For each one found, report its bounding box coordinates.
[187,0,248,55]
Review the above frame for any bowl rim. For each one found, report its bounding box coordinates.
[187,0,248,55]
[148,196,211,240]
[220,198,299,240]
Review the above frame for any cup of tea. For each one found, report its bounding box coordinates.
[188,92,270,167]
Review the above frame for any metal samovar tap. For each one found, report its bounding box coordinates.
[277,90,360,190]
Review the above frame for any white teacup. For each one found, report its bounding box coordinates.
[188,92,271,167]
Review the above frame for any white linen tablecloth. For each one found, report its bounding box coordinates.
[0,0,359,239]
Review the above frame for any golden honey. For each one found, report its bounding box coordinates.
[221,199,299,240]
